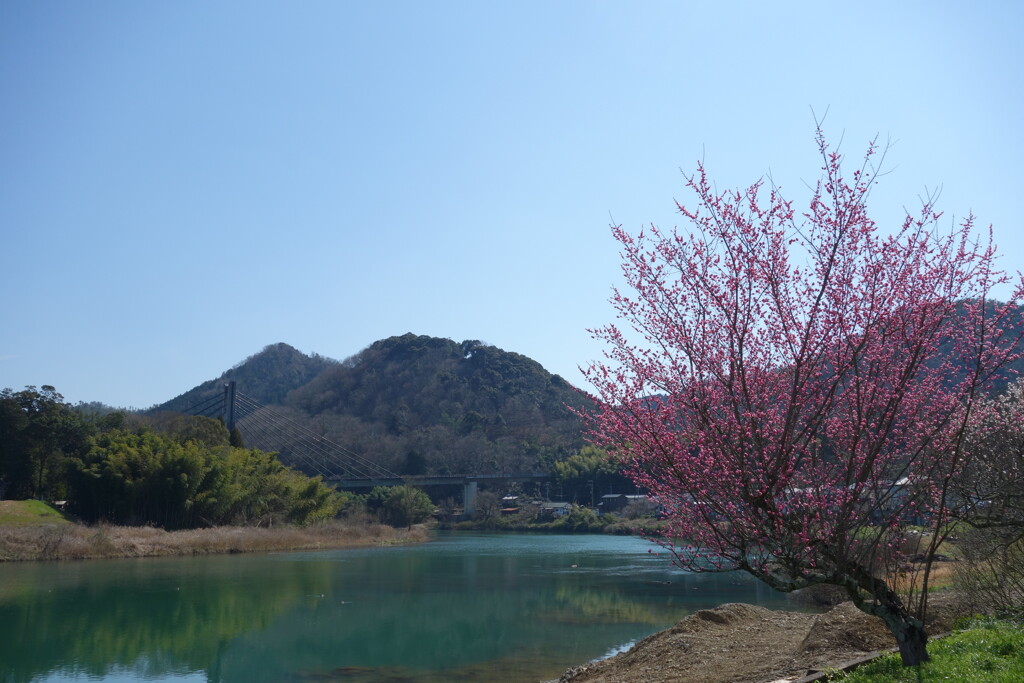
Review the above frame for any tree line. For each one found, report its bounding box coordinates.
[1,384,640,533]
[0,386,346,529]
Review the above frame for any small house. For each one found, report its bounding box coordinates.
[538,502,572,519]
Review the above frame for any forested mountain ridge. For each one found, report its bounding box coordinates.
[288,334,592,474]
[291,335,581,431]
[151,343,338,413]
[152,335,592,476]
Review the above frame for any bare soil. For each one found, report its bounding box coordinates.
[550,595,964,683]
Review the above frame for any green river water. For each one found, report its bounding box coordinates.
[0,532,797,682]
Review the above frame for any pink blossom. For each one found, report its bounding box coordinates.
[584,125,1024,666]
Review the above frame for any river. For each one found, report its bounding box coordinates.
[0,532,798,683]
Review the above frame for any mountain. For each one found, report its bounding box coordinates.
[151,343,338,413]
[286,334,591,474]
[151,335,592,476]
[143,302,1024,479]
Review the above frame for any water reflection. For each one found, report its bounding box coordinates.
[1,533,800,683]
[0,555,332,683]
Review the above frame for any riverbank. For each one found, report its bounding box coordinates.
[548,593,966,683]
[0,501,428,561]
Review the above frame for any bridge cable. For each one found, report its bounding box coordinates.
[232,396,342,477]
[228,396,336,478]
[233,407,335,479]
[232,392,398,479]
[233,392,394,478]
[181,393,225,419]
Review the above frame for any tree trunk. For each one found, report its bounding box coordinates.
[895,620,930,666]
[839,565,931,667]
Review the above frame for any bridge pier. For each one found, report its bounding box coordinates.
[463,480,478,520]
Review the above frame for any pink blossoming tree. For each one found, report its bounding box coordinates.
[585,127,1023,666]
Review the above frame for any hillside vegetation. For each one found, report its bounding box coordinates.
[154,342,337,412]
[1,336,601,537]
[287,334,591,475]
[153,335,592,477]
[0,386,348,529]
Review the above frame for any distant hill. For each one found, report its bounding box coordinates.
[150,343,338,413]
[286,334,592,475]
[150,335,592,476]
[141,302,1024,479]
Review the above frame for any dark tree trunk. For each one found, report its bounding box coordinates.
[753,561,934,667]
[837,563,931,667]
[895,620,930,666]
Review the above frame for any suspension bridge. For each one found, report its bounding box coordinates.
[182,382,549,513]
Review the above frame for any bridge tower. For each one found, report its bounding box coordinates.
[223,381,237,432]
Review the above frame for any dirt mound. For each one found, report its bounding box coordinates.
[550,601,920,683]
[800,602,894,654]
[556,603,815,683]
[677,603,775,630]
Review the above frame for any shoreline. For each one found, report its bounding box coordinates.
[546,592,966,683]
[0,519,429,562]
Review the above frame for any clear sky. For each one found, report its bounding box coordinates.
[2,1,1022,409]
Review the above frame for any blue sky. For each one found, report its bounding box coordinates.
[2,1,1022,409]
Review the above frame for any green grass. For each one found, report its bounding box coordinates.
[0,500,72,527]
[833,619,1024,682]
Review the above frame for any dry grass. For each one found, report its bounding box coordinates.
[0,519,429,562]
[888,560,959,594]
